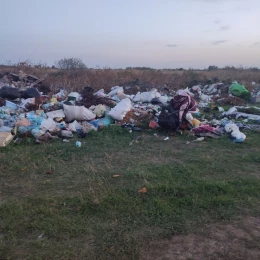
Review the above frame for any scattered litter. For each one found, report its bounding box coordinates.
[129,136,142,145]
[225,123,246,143]
[37,233,45,239]
[138,187,147,194]
[149,120,159,129]
[76,141,82,147]
[191,118,200,127]
[113,174,120,178]
[186,137,205,144]
[193,137,205,142]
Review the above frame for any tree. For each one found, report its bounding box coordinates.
[224,66,236,70]
[55,58,86,70]
[208,65,218,71]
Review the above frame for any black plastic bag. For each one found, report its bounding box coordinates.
[0,86,21,100]
[20,88,40,99]
[158,106,180,131]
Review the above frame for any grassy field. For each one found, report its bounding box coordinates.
[0,126,260,259]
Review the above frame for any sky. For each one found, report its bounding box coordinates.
[1,0,260,69]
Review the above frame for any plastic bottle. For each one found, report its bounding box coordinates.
[76,141,82,147]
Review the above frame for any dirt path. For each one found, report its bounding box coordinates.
[140,217,260,260]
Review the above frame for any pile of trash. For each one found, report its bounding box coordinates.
[250,82,260,104]
[187,81,252,106]
[0,70,49,93]
[0,73,260,146]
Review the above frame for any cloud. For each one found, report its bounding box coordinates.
[252,42,260,46]
[167,44,179,47]
[211,40,227,45]
[204,24,230,33]
[219,25,230,31]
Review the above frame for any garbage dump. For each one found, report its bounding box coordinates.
[230,82,250,100]
[250,83,260,104]
[0,72,259,146]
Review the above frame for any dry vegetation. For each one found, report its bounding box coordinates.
[1,65,260,94]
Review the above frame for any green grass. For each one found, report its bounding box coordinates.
[0,126,260,259]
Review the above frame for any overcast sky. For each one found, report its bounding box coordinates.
[1,0,259,69]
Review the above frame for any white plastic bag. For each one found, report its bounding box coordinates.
[183,87,195,97]
[159,96,168,104]
[225,123,246,142]
[186,112,193,122]
[141,89,159,102]
[191,85,202,92]
[63,104,96,122]
[41,118,57,132]
[46,109,65,119]
[225,123,239,133]
[108,98,132,120]
[68,120,82,132]
[199,91,211,102]
[94,89,106,97]
[155,92,161,98]
[93,105,106,117]
[224,107,237,116]
[107,86,124,97]
[133,92,141,102]
[133,89,159,103]
[231,129,246,141]
[117,91,129,100]
[68,92,81,101]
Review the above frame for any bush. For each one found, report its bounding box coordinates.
[55,58,86,70]
[208,65,218,71]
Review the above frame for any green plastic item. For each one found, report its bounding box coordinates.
[230,83,250,100]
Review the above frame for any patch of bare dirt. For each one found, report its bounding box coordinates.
[140,217,260,260]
